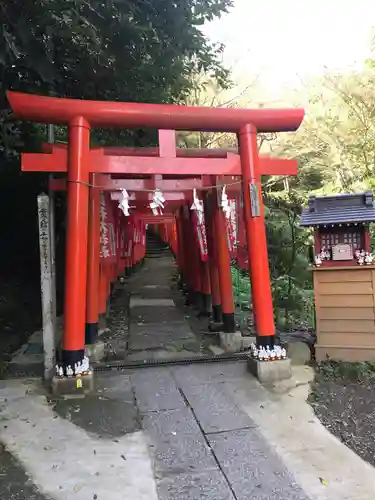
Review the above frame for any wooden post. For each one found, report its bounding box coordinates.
[204,194,222,323]
[85,176,100,345]
[212,189,236,333]
[37,193,56,381]
[238,124,275,347]
[63,117,90,368]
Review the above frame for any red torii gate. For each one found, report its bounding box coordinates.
[45,138,298,334]
[7,90,304,371]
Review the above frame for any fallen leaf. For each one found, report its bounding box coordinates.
[319,477,328,486]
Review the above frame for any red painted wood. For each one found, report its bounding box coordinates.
[63,117,90,352]
[7,91,304,133]
[239,124,275,338]
[86,176,100,325]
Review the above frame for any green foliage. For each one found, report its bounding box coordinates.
[264,192,314,328]
[0,0,232,101]
[0,0,232,154]
[315,361,375,382]
[262,55,375,327]
[0,0,232,263]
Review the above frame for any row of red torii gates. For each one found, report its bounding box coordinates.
[7,91,304,371]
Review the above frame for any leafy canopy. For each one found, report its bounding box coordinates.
[0,0,232,105]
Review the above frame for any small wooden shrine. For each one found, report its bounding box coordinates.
[300,192,375,362]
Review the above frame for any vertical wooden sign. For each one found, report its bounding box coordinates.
[37,193,56,381]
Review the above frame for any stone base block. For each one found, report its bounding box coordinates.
[220,331,242,353]
[247,357,292,384]
[85,341,105,363]
[51,372,94,396]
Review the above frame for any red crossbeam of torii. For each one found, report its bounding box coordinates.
[22,144,297,177]
[6,90,304,372]
[39,143,297,213]
[42,145,297,189]
[7,91,303,132]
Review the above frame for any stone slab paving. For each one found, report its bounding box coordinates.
[171,362,249,388]
[156,470,234,500]
[131,307,187,323]
[129,322,196,351]
[208,429,307,500]
[137,287,175,300]
[178,381,255,434]
[132,368,186,412]
[130,298,176,308]
[141,408,217,476]
[126,256,201,359]
[131,364,309,500]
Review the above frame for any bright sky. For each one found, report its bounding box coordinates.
[204,0,375,99]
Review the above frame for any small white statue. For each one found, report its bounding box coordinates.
[258,347,264,361]
[66,365,73,377]
[281,347,287,359]
[314,255,322,267]
[81,356,90,374]
[365,252,373,265]
[266,345,272,359]
[74,362,83,376]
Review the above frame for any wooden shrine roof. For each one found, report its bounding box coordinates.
[300,191,375,227]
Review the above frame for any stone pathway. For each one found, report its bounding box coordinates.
[3,234,375,498]
[1,364,374,499]
[105,251,210,363]
[131,362,307,500]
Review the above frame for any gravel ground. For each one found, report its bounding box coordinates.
[309,362,375,468]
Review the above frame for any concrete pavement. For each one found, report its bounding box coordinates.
[0,363,374,499]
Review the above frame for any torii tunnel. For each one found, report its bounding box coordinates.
[7,91,304,371]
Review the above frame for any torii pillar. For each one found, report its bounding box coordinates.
[64,117,91,368]
[238,125,275,347]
